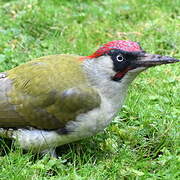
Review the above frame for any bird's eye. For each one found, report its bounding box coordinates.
[116,54,124,62]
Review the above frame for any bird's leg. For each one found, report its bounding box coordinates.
[41,148,57,158]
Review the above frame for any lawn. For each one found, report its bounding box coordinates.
[0,0,179,179]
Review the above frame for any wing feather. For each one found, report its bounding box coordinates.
[0,55,101,130]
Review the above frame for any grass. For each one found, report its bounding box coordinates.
[0,0,179,179]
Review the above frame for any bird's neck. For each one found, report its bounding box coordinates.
[82,57,138,111]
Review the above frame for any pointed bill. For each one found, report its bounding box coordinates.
[132,53,180,67]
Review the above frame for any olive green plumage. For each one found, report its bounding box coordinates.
[0,55,101,130]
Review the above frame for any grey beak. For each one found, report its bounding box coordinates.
[133,53,180,67]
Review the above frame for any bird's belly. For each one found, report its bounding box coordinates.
[5,111,113,152]
[60,96,116,142]
[0,97,116,152]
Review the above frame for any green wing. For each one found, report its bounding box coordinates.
[0,55,101,130]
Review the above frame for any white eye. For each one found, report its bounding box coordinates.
[116,54,124,62]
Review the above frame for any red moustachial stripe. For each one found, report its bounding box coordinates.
[79,40,142,61]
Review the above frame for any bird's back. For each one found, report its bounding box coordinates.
[0,54,90,129]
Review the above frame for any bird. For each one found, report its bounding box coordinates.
[0,40,179,157]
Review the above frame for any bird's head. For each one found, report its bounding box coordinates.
[84,40,179,82]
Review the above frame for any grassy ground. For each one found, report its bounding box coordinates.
[0,0,179,179]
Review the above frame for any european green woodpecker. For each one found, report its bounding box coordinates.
[0,40,179,157]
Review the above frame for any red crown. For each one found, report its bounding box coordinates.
[88,40,142,59]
